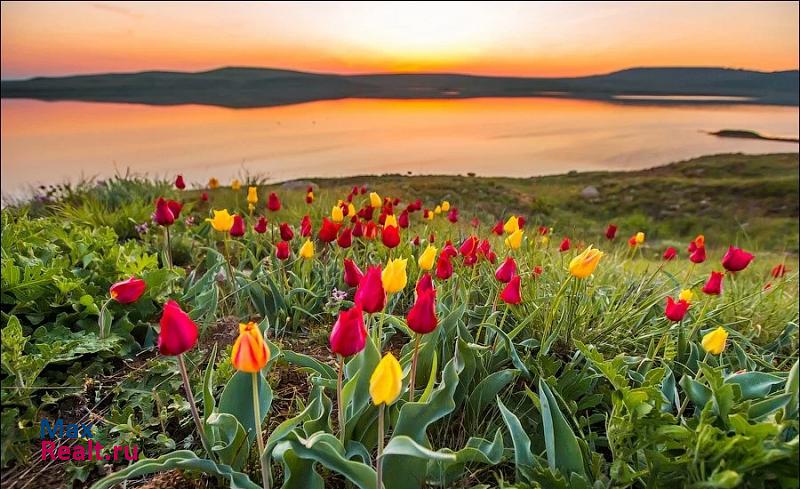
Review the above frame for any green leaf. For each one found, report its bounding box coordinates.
[467,369,518,419]
[219,371,272,445]
[207,413,250,470]
[748,393,793,420]
[784,360,799,419]
[724,371,784,400]
[273,432,376,489]
[539,379,586,478]
[497,397,534,481]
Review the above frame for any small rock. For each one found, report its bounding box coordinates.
[580,186,600,199]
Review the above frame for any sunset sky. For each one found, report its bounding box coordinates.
[1,1,798,79]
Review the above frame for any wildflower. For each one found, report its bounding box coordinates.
[503,216,519,234]
[254,217,268,234]
[441,201,450,212]
[381,225,400,248]
[434,205,442,214]
[247,186,258,206]
[231,322,269,372]
[330,304,367,357]
[418,245,437,271]
[663,247,677,261]
[436,253,453,280]
[154,197,175,226]
[491,220,504,235]
[229,215,245,237]
[370,353,403,406]
[499,275,522,304]
[109,277,146,304]
[158,300,199,356]
[267,192,281,211]
[495,257,517,283]
[355,266,386,313]
[343,258,364,287]
[505,229,523,249]
[690,246,706,264]
[175,174,186,190]
[279,222,294,241]
[701,327,729,355]
[722,246,754,272]
[398,210,410,228]
[382,258,407,294]
[416,272,434,295]
[442,241,458,257]
[300,215,312,236]
[569,246,604,278]
[319,217,341,243]
[665,297,690,321]
[679,289,695,303]
[702,271,724,295]
[206,209,234,232]
[559,237,571,252]
[460,236,479,257]
[605,224,618,240]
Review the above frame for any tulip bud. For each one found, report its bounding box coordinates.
[343,258,364,287]
[369,192,382,208]
[435,253,453,280]
[416,272,434,295]
[231,179,241,191]
[355,266,386,313]
[370,353,402,406]
[337,226,353,248]
[231,322,269,372]
[229,215,245,237]
[418,245,437,271]
[499,275,522,304]
[701,327,728,355]
[605,224,617,240]
[254,216,268,234]
[665,297,690,321]
[247,186,258,205]
[109,277,146,304]
[208,177,219,189]
[491,221,504,235]
[702,271,724,295]
[407,289,438,334]
[663,247,677,261]
[382,258,407,294]
[158,300,199,356]
[154,197,175,226]
[722,246,754,272]
[569,246,604,279]
[267,192,281,211]
[175,175,186,190]
[495,257,517,283]
[330,304,367,357]
[559,237,571,252]
[299,239,315,259]
[276,241,290,260]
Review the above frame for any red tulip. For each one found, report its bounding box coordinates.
[109,277,146,304]
[459,236,479,257]
[690,246,706,264]
[416,272,434,295]
[200,192,209,202]
[337,226,353,248]
[538,226,549,236]
[228,215,244,237]
[533,265,543,276]
[470,217,480,227]
[352,220,364,237]
[280,223,294,241]
[166,200,182,219]
[305,192,314,204]
[428,233,435,244]
[364,221,378,240]
[559,237,571,252]
[486,251,497,263]
[495,257,517,283]
[398,210,410,229]
[722,246,754,272]
[343,258,363,287]
[702,271,724,295]
[354,266,386,313]
[447,208,459,223]
[627,236,637,247]
[254,216,268,234]
[605,224,617,240]
[688,235,705,253]
[771,264,788,278]
[175,174,186,190]
[407,288,438,334]
[412,235,420,246]
[267,192,281,211]
[300,215,312,237]
[491,221,504,235]
[319,217,341,243]
[442,241,458,258]
[435,253,453,280]
[358,206,375,221]
[663,247,677,261]
[665,297,690,321]
[360,185,367,194]
[477,239,491,257]
[517,216,526,228]
[382,225,400,248]
[154,197,175,226]
[158,300,198,356]
[423,209,431,219]
[330,304,367,357]
[499,275,522,305]
[463,254,478,267]
[276,241,290,260]
[308,186,314,193]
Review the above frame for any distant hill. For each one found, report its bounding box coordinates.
[2,66,797,108]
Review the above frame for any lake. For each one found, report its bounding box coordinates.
[1,97,798,197]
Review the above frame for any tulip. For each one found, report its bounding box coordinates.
[442,241,458,257]
[503,216,519,234]
[207,209,235,232]
[229,215,245,237]
[499,275,522,304]
[158,300,199,356]
[254,216,268,234]
[505,229,523,250]
[331,205,344,223]
[370,353,402,406]
[352,220,364,237]
[407,288,437,335]
[167,200,183,219]
[491,221,504,235]
[470,217,479,227]
[109,277,146,304]
[360,185,367,195]
[688,235,705,253]
[538,226,549,236]
[370,192,382,208]
[337,226,353,248]
[274,222,291,241]
[447,208,459,223]
[559,237,571,252]
[247,186,258,206]
[398,210,410,228]
[460,236,479,257]
[330,303,367,441]
[701,327,728,355]
[306,190,314,204]
[412,235,420,246]
[428,233,436,244]
[232,321,269,373]
[533,265,543,276]
[200,192,209,202]
[436,253,454,280]
[771,264,788,278]
[382,258,407,294]
[319,217,341,243]
[154,197,175,226]
[702,271,724,295]
[355,266,386,313]
[495,257,517,283]
[298,239,315,259]
[434,205,442,215]
[275,241,290,260]
[231,179,241,191]
[722,246,754,272]
[343,258,364,287]
[635,232,645,245]
[441,201,450,212]
[364,221,379,240]
[418,245,437,271]
[569,245,604,278]
[208,177,219,189]
[381,225,401,248]
[384,214,398,228]
[663,247,677,261]
[690,246,706,264]
[175,174,186,190]
[679,289,695,303]
[267,192,281,212]
[347,203,356,217]
[300,215,312,236]
[416,272,434,295]
[517,216,526,227]
[605,224,618,240]
[665,297,690,321]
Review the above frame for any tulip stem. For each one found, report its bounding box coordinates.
[337,355,346,444]
[376,404,385,489]
[177,354,213,459]
[251,372,270,489]
[98,298,112,339]
[164,226,173,270]
[408,334,421,402]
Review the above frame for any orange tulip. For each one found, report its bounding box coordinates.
[231,322,270,372]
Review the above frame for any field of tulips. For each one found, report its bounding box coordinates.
[1,154,799,489]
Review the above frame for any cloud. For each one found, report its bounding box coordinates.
[88,3,143,19]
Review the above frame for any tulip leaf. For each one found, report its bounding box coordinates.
[202,343,218,421]
[784,360,799,419]
[467,369,518,420]
[283,349,337,379]
[497,397,535,479]
[724,371,784,400]
[89,450,260,489]
[206,412,249,470]
[748,393,793,420]
[219,371,272,446]
[419,351,438,404]
[538,379,586,478]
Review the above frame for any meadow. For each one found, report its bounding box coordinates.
[1,152,798,488]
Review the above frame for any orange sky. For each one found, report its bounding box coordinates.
[1,1,798,79]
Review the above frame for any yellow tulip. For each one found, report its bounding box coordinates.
[426,211,434,221]
[370,192,382,208]
[370,353,403,406]
[231,179,241,191]
[503,216,519,234]
[504,228,524,250]
[331,205,344,223]
[434,205,442,214]
[569,245,604,278]
[206,209,235,232]
[384,214,398,229]
[418,245,437,271]
[701,327,729,355]
[247,186,258,205]
[382,258,407,294]
[299,239,315,259]
[231,322,270,372]
[540,235,550,246]
[208,177,220,189]
[679,289,695,303]
[441,201,450,212]
[635,232,645,245]
[347,203,356,217]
